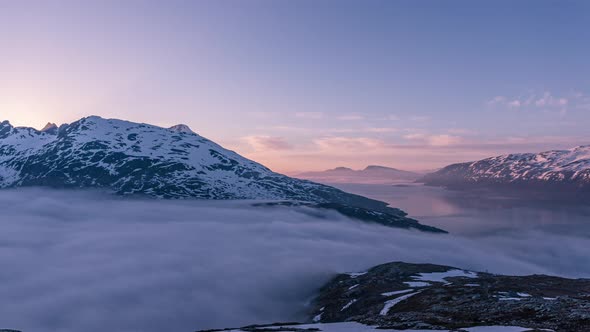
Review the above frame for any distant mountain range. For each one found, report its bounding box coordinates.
[0,116,443,232]
[296,166,421,184]
[420,146,590,194]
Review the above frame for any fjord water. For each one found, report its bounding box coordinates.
[332,183,590,238]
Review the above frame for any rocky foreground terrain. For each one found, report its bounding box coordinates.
[202,262,590,332]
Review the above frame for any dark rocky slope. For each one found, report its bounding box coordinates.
[200,262,590,331]
[310,262,590,331]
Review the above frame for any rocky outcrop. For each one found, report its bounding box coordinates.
[196,262,590,332]
[310,262,590,331]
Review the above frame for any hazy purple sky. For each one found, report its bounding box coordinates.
[1,0,589,172]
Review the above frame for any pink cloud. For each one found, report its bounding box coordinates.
[314,136,387,151]
[487,96,507,106]
[535,92,568,108]
[337,114,365,121]
[403,133,464,146]
[487,91,579,114]
[243,135,293,151]
[366,127,398,133]
[427,134,464,146]
[447,128,478,135]
[239,133,588,173]
[409,115,431,122]
[508,100,521,108]
[294,112,324,119]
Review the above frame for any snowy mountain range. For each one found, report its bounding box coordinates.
[420,146,590,193]
[296,166,420,184]
[0,116,441,230]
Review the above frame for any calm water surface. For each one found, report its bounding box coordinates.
[332,183,590,237]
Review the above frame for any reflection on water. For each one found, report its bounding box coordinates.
[332,183,590,237]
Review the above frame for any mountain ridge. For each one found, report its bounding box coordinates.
[297,165,420,184]
[419,146,590,193]
[0,116,443,232]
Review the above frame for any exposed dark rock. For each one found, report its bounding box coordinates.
[252,202,447,233]
[195,262,589,331]
[197,322,318,332]
[310,262,590,331]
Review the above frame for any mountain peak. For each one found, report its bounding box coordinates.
[41,122,58,133]
[332,167,353,171]
[0,120,13,139]
[0,115,442,232]
[364,165,396,171]
[169,124,195,134]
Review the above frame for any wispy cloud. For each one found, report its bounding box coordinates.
[572,91,590,111]
[447,128,478,136]
[247,111,280,119]
[486,91,583,115]
[427,134,464,146]
[365,127,398,133]
[403,133,464,146]
[535,92,568,108]
[314,136,386,151]
[409,115,431,122]
[294,112,324,119]
[337,114,365,121]
[328,127,399,134]
[240,131,588,172]
[243,135,293,151]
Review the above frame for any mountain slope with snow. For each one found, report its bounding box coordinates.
[420,146,590,193]
[0,116,439,230]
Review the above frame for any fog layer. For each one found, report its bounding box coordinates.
[0,189,588,332]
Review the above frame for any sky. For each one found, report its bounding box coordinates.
[1,0,589,172]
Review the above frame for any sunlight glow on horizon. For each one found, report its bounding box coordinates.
[1,0,589,173]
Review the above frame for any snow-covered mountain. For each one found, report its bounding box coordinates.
[420,146,590,192]
[0,116,430,224]
[297,165,420,184]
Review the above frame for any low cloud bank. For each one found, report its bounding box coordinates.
[0,189,588,331]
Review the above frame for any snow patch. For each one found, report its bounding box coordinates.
[415,269,478,283]
[340,299,357,311]
[380,291,421,315]
[381,289,414,297]
[347,272,367,278]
